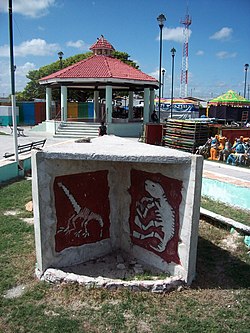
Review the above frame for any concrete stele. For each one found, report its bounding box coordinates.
[32,136,203,285]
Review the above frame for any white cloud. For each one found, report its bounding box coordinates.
[0,39,60,57]
[148,69,160,80]
[210,27,233,41]
[66,40,90,51]
[0,0,56,18]
[216,51,237,59]
[161,27,192,43]
[0,44,9,57]
[0,60,11,93]
[16,62,37,92]
[0,60,37,95]
[196,50,204,56]
[16,62,37,76]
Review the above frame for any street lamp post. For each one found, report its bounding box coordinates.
[157,14,166,123]
[162,69,165,98]
[58,51,64,69]
[244,63,249,98]
[170,47,176,118]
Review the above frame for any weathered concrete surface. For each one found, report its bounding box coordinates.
[41,267,184,293]
[32,135,203,285]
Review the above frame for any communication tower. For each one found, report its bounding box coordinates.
[180,14,192,98]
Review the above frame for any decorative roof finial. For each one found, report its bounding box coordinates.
[90,35,115,56]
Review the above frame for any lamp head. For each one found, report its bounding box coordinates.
[58,51,64,60]
[171,47,176,56]
[157,14,166,27]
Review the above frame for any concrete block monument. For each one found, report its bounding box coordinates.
[32,136,203,285]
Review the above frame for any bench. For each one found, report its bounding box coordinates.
[9,124,25,137]
[3,139,47,158]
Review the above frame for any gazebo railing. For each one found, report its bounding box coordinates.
[54,107,63,135]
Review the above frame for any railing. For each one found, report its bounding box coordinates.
[54,107,63,135]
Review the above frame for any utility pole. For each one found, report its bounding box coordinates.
[9,0,18,163]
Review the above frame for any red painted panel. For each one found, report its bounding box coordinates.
[54,170,110,252]
[34,102,46,124]
[129,169,182,264]
[145,124,163,145]
[221,128,250,144]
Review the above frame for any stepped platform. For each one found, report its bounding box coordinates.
[54,121,100,138]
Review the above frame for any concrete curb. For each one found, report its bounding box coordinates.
[40,268,185,293]
[200,207,250,235]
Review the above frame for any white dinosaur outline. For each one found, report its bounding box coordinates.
[133,180,175,252]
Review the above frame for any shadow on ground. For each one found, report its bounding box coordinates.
[192,236,250,290]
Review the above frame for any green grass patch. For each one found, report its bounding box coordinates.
[0,179,249,333]
[201,196,250,226]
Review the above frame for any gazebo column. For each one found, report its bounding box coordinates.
[105,85,112,125]
[128,90,134,121]
[45,87,52,121]
[94,90,99,121]
[150,88,155,115]
[61,86,67,122]
[143,87,150,124]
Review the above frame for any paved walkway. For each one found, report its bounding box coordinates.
[203,160,250,188]
[0,126,70,166]
[1,125,250,186]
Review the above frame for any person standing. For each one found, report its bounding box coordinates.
[99,121,107,136]
[151,110,158,123]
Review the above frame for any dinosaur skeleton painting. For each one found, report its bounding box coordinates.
[129,169,182,264]
[56,182,104,239]
[54,171,110,252]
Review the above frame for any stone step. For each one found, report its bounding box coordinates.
[57,127,98,133]
[57,126,99,132]
[53,134,95,139]
[60,121,100,128]
[54,121,99,138]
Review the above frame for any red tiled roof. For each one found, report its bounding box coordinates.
[40,55,157,83]
[90,35,114,51]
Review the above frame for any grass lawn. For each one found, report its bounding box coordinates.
[0,179,249,333]
[201,196,250,227]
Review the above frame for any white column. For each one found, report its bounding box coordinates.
[94,90,99,120]
[143,87,150,124]
[61,86,67,122]
[105,85,112,124]
[128,91,134,121]
[150,89,155,115]
[45,87,52,121]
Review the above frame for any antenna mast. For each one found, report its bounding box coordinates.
[180,13,192,98]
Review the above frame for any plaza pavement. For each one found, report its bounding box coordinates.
[0,125,250,186]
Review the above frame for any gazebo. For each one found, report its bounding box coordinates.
[39,35,159,137]
[207,90,250,122]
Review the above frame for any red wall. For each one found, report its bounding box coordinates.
[221,128,250,144]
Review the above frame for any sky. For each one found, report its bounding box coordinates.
[0,0,250,100]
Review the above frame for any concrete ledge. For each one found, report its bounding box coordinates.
[200,207,250,235]
[40,268,185,293]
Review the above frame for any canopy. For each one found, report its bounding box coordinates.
[155,98,195,104]
[208,90,250,106]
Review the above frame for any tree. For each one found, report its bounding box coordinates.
[16,51,139,101]
[112,51,139,69]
